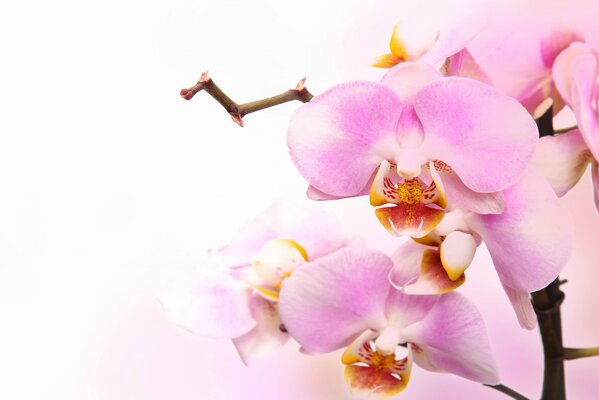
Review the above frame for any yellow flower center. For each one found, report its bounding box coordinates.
[370,350,399,371]
[397,179,423,205]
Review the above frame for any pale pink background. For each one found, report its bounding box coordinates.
[1,0,598,399]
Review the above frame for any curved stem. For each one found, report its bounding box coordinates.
[180,72,313,126]
[563,346,599,360]
[484,384,530,400]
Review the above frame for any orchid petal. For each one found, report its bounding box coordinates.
[569,52,599,160]
[160,268,255,338]
[532,129,592,197]
[233,295,290,365]
[419,14,486,66]
[401,292,500,384]
[307,169,376,201]
[553,42,596,107]
[375,203,445,239]
[541,30,585,69]
[501,283,536,330]
[445,48,493,85]
[415,77,538,193]
[381,62,442,103]
[439,231,477,281]
[435,167,505,214]
[401,249,465,295]
[389,240,428,288]
[279,248,392,354]
[593,162,599,213]
[288,81,402,197]
[223,202,352,263]
[468,169,573,292]
[372,53,404,68]
[389,20,439,63]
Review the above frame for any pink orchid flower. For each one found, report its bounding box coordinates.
[461,27,584,119]
[288,61,538,239]
[532,42,599,211]
[279,247,500,397]
[160,202,359,365]
[388,168,573,330]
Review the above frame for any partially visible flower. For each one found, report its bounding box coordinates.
[461,28,584,118]
[389,169,573,329]
[288,62,537,239]
[372,11,487,68]
[279,247,500,397]
[534,42,599,211]
[160,202,359,365]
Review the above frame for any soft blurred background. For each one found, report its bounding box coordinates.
[1,0,598,398]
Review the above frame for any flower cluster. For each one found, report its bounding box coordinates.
[165,4,599,397]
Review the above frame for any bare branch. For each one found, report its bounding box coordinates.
[180,72,314,127]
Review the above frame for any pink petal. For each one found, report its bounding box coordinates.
[541,30,584,68]
[502,283,536,330]
[436,168,505,214]
[279,248,392,354]
[552,42,596,107]
[468,169,573,292]
[415,77,539,193]
[593,162,599,213]
[223,201,353,263]
[160,268,255,338]
[381,62,442,102]
[232,295,289,365]
[419,13,487,66]
[306,169,375,200]
[401,292,500,384]
[532,129,592,197]
[569,52,599,160]
[445,48,493,85]
[288,81,403,197]
[389,240,427,288]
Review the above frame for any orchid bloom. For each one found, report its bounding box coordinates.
[288,61,537,239]
[533,42,599,211]
[160,202,359,364]
[372,11,487,68]
[279,247,500,397]
[459,28,584,119]
[388,169,573,329]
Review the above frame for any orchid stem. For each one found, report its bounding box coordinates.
[532,108,567,400]
[180,72,313,127]
[554,125,577,134]
[562,346,599,360]
[484,384,530,400]
[532,277,566,400]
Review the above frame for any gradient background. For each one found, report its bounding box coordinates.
[1,0,598,398]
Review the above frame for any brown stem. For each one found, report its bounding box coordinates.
[180,72,314,127]
[554,125,578,134]
[532,278,566,400]
[562,346,599,360]
[484,384,530,400]
[532,108,567,400]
